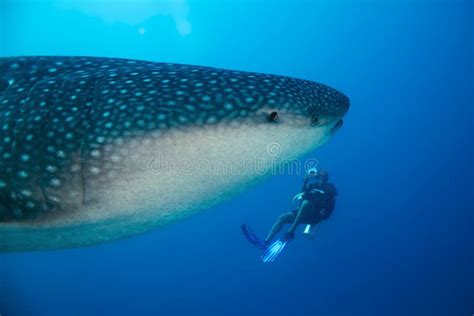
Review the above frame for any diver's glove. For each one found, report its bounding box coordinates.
[283,231,295,242]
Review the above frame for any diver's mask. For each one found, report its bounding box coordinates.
[306,167,318,177]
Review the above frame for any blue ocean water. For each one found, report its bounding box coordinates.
[0,0,472,315]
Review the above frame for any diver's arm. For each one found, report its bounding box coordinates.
[301,178,310,192]
[320,184,337,220]
[321,198,336,220]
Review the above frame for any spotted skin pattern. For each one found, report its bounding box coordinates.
[0,56,349,223]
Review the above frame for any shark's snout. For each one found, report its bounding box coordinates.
[326,88,350,119]
[306,85,350,129]
[340,93,350,116]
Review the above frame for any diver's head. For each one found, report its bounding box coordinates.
[317,169,329,184]
[306,167,318,177]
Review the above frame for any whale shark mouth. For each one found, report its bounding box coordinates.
[331,119,344,135]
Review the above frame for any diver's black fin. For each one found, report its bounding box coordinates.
[241,224,267,250]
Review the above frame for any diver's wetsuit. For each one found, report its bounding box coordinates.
[264,177,337,243]
[295,178,337,223]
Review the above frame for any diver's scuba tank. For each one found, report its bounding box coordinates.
[292,193,316,238]
[300,167,320,239]
[303,224,316,239]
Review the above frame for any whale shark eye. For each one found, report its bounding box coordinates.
[311,115,319,125]
[268,111,278,122]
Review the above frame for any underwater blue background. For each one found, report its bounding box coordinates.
[0,0,472,315]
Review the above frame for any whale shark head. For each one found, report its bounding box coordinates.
[0,56,349,251]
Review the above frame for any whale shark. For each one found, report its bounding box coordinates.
[0,56,349,252]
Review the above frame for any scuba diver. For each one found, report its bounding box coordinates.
[241,168,338,262]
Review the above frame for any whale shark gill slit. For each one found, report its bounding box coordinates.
[0,79,8,94]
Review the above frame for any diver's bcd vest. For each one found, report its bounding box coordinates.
[305,183,337,220]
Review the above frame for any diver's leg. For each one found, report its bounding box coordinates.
[288,200,314,234]
[264,212,295,243]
